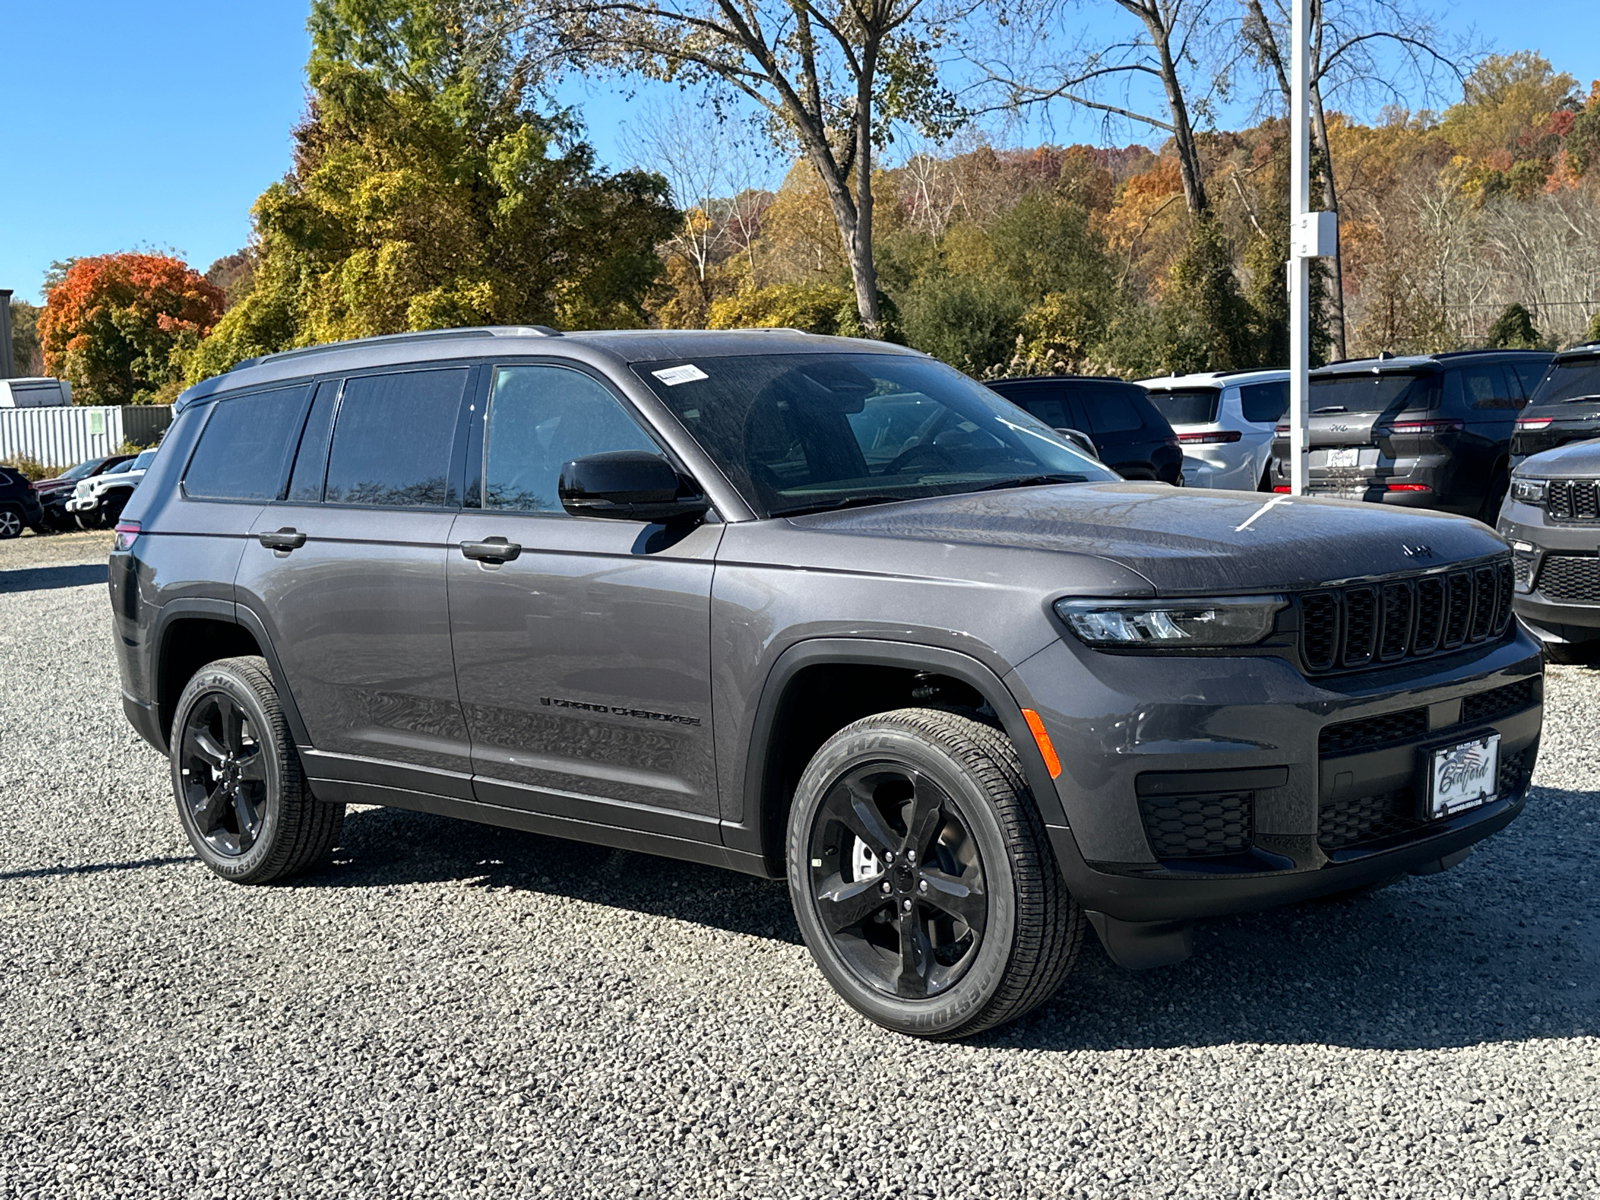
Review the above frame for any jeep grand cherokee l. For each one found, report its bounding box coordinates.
[109,328,1543,1039]
[1269,349,1551,521]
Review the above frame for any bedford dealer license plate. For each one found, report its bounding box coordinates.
[1327,448,1360,468]
[1429,735,1499,818]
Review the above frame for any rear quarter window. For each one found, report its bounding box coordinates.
[1146,388,1219,426]
[1071,383,1148,434]
[1238,381,1289,424]
[182,385,311,501]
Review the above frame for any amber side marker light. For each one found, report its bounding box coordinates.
[1021,708,1062,779]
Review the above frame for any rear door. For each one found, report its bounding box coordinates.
[234,366,476,786]
[447,362,723,837]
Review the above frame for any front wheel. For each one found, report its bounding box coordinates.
[787,708,1082,1039]
[170,656,344,883]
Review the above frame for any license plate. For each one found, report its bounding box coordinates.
[1429,735,1500,818]
[1327,448,1360,468]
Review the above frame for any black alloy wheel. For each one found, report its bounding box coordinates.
[788,707,1083,1039]
[169,656,344,883]
[808,764,988,999]
[179,692,268,857]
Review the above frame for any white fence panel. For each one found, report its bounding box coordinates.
[0,406,172,469]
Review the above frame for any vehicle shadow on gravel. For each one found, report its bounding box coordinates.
[0,563,108,593]
[312,790,1598,1055]
[315,804,803,944]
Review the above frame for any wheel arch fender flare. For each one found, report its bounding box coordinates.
[151,598,313,752]
[731,637,1067,874]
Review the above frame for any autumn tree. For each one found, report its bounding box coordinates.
[7,299,44,376]
[38,254,223,405]
[190,0,677,379]
[516,0,981,336]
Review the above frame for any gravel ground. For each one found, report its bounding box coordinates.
[1,542,1596,1199]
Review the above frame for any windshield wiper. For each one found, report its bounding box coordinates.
[772,495,913,518]
[1560,394,1600,404]
[970,474,1088,492]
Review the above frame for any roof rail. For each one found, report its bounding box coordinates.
[227,325,561,372]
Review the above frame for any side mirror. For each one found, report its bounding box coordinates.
[558,451,710,524]
[1055,427,1100,460]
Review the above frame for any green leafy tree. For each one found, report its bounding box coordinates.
[8,300,44,375]
[1484,303,1543,349]
[190,0,676,380]
[900,275,1025,377]
[1586,308,1600,344]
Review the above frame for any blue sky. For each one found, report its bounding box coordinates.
[3,0,1597,304]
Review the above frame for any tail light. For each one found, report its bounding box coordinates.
[1385,484,1431,492]
[1515,417,1553,431]
[1162,435,1180,448]
[1274,424,1290,434]
[1378,419,1464,436]
[1273,486,1292,493]
[112,521,140,552]
[1175,430,1243,445]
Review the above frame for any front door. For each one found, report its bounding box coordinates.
[447,363,723,838]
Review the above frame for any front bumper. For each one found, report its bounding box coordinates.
[1499,496,1600,639]
[1009,626,1543,932]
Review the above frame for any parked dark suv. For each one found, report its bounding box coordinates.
[1510,343,1600,466]
[111,328,1542,1039]
[987,376,1184,484]
[1268,349,1552,520]
[0,465,44,538]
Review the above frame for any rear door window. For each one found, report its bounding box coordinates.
[324,369,468,508]
[1239,380,1289,424]
[1459,364,1518,410]
[286,380,340,502]
[182,385,311,501]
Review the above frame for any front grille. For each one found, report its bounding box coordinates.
[1319,790,1422,851]
[1138,792,1252,859]
[1320,707,1429,755]
[1536,554,1600,602]
[1460,677,1539,726]
[1547,480,1600,521]
[1294,559,1514,674]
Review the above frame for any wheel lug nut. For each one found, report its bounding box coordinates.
[907,849,916,864]
[881,882,891,894]
[901,899,913,913]
[883,852,894,865]
[919,879,928,893]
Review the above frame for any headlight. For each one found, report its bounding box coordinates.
[1510,478,1547,506]
[1055,596,1286,648]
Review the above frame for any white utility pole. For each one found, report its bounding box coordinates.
[1288,0,1336,496]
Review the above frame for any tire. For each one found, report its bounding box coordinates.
[1544,641,1600,666]
[786,707,1083,1039]
[99,493,127,526]
[0,507,22,539]
[1477,468,1510,525]
[74,511,96,531]
[169,655,344,884]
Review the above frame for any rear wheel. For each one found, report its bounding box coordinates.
[787,707,1082,1039]
[0,507,22,539]
[170,656,344,883]
[1478,468,1510,525]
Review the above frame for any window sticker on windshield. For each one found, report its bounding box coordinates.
[652,364,709,386]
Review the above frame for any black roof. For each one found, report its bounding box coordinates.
[1314,347,1552,376]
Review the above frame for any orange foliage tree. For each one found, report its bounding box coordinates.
[39,254,225,405]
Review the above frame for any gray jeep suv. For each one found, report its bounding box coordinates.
[109,328,1543,1038]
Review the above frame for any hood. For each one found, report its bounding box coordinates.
[788,482,1505,595]
[1515,438,1600,477]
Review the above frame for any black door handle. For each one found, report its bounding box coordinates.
[460,537,522,563]
[258,528,307,551]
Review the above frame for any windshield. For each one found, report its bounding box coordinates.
[60,458,105,481]
[104,459,135,475]
[632,352,1116,517]
[1144,387,1219,426]
[1309,372,1439,414]
[1529,355,1600,407]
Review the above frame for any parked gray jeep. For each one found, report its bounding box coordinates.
[109,328,1542,1037]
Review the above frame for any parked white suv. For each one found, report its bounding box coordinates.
[66,448,157,527]
[1136,369,1288,491]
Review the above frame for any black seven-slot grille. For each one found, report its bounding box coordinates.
[1296,559,1514,673]
[1546,479,1600,521]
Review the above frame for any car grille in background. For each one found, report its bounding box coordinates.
[1546,480,1600,521]
[1296,559,1514,673]
[1138,792,1252,859]
[1535,554,1600,602]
